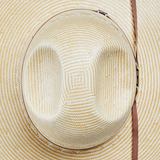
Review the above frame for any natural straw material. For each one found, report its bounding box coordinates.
[21,9,136,149]
[1,0,159,160]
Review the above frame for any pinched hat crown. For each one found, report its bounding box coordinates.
[22,9,137,149]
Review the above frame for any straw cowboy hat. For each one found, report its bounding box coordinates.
[0,0,159,160]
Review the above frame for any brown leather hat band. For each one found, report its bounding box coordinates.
[132,0,138,159]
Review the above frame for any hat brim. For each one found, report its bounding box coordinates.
[1,0,159,159]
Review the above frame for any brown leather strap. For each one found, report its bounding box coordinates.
[132,0,138,64]
[132,0,138,159]
[132,100,138,160]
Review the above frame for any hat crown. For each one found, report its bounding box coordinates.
[22,10,136,149]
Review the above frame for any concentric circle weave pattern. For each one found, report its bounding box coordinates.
[22,10,136,149]
[0,0,159,159]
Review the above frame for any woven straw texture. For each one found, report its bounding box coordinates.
[0,0,159,159]
[22,10,136,149]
